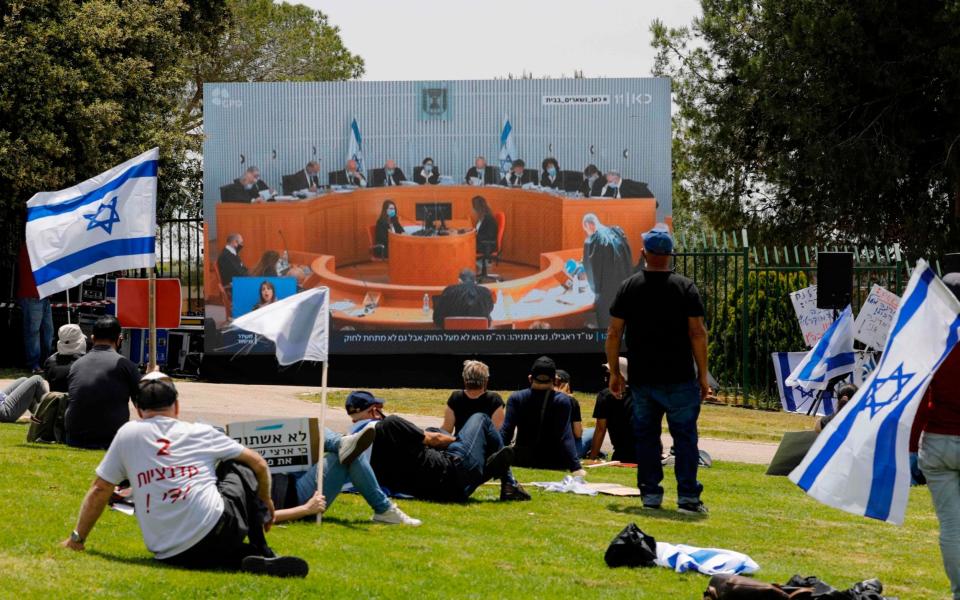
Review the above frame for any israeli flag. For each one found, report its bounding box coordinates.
[347,117,364,174]
[26,148,158,298]
[655,542,759,576]
[230,287,329,365]
[498,115,517,178]
[790,260,960,524]
[771,352,836,415]
[785,305,856,391]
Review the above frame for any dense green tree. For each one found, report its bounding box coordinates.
[653,0,960,257]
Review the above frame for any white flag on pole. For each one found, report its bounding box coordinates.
[26,148,158,298]
[498,115,517,178]
[347,117,364,174]
[230,287,330,365]
[785,305,856,391]
[789,260,960,524]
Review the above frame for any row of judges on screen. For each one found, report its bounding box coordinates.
[219,156,654,203]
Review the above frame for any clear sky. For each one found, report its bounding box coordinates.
[301,0,702,81]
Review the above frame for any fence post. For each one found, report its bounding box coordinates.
[893,243,903,293]
[741,229,750,404]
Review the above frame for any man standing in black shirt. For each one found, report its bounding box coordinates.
[65,316,141,449]
[607,224,711,514]
[587,357,637,463]
[501,357,583,474]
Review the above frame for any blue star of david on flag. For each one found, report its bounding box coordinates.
[83,196,121,235]
[859,363,914,418]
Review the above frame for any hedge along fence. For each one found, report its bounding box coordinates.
[673,231,906,408]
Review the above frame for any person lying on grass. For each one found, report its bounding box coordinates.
[270,419,421,526]
[346,390,521,502]
[61,372,308,577]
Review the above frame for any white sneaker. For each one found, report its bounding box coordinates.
[338,422,376,466]
[372,504,422,526]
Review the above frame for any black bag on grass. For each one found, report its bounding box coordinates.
[604,523,657,568]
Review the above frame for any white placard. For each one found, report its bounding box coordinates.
[853,285,901,350]
[226,418,319,474]
[789,285,836,347]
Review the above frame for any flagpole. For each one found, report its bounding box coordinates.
[148,269,157,370]
[316,359,329,524]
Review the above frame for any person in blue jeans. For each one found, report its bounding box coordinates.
[272,424,421,526]
[606,223,712,515]
[17,243,53,373]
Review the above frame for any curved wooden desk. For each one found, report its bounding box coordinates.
[388,230,476,286]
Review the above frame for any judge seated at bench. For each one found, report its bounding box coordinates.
[283,160,322,194]
[500,159,535,187]
[413,157,440,185]
[465,156,496,186]
[371,160,406,187]
[540,158,561,189]
[580,164,604,197]
[330,159,367,187]
[600,170,654,199]
[234,166,274,201]
[432,269,494,328]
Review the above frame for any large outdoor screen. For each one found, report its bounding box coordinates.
[202,79,671,355]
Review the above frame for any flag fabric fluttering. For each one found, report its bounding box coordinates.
[347,117,364,175]
[230,287,330,366]
[789,260,960,524]
[26,148,159,298]
[771,352,836,415]
[498,115,517,178]
[785,305,856,391]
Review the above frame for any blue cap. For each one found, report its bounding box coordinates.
[642,223,674,255]
[345,390,385,414]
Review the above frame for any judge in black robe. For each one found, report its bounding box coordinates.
[582,215,633,328]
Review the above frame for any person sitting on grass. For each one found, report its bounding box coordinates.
[441,361,530,501]
[586,357,637,463]
[43,324,87,393]
[345,390,519,502]
[61,372,309,578]
[65,315,141,449]
[554,369,596,460]
[271,414,421,526]
[501,357,585,476]
[0,374,47,423]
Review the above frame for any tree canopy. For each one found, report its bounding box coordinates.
[654,0,960,257]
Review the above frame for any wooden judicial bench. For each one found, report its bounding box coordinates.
[209,186,657,329]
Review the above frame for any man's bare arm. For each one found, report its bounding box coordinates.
[61,477,115,551]
[606,317,626,398]
[688,316,710,401]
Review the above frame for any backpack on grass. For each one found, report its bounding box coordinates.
[27,392,69,444]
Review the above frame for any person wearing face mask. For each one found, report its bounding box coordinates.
[580,164,604,197]
[465,156,495,186]
[282,160,322,194]
[234,166,273,201]
[601,170,655,199]
[374,200,404,258]
[414,157,440,185]
[372,159,407,187]
[540,158,561,189]
[499,159,534,187]
[217,233,248,291]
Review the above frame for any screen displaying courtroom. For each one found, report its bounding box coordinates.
[202,79,671,355]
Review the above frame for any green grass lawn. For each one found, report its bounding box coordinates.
[310,388,816,443]
[0,423,947,599]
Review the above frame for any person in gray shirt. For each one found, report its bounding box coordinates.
[65,315,141,449]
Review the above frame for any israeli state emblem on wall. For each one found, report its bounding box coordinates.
[418,83,451,121]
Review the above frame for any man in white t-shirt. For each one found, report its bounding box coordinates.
[60,372,309,577]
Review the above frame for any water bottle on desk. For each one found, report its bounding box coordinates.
[422,293,430,314]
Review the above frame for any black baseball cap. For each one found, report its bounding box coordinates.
[345,390,385,414]
[531,356,557,383]
[555,369,571,384]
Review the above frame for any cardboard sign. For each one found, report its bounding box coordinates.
[789,286,835,347]
[116,278,182,329]
[853,285,901,350]
[225,418,320,474]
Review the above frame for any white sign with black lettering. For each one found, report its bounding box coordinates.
[790,285,836,348]
[226,417,320,474]
[542,95,610,106]
[853,285,901,350]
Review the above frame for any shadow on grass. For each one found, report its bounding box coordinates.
[86,549,165,569]
[605,502,708,522]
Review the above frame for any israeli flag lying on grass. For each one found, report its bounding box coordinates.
[786,305,855,391]
[230,287,329,365]
[498,115,517,178]
[790,260,960,524]
[346,117,364,174]
[26,148,158,298]
[655,542,759,576]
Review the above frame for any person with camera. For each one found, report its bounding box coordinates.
[64,315,141,449]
